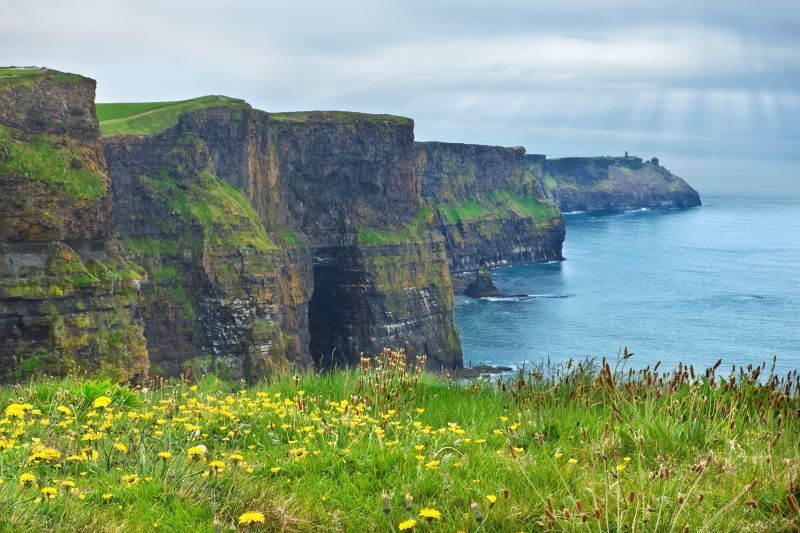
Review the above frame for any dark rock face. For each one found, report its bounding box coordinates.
[0,69,148,382]
[103,108,462,376]
[463,265,501,298]
[415,142,565,290]
[530,155,702,212]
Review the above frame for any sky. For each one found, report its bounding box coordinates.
[2,0,798,195]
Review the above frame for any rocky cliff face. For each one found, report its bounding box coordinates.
[415,142,565,289]
[103,107,461,375]
[0,68,148,381]
[530,155,702,212]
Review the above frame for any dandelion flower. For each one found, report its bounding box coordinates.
[114,442,128,453]
[19,472,36,485]
[424,460,440,469]
[238,511,265,524]
[41,486,58,499]
[486,494,497,506]
[92,396,112,409]
[419,508,441,519]
[208,460,226,473]
[616,464,626,472]
[554,452,563,459]
[102,493,112,500]
[187,445,206,460]
[158,451,172,459]
[398,518,417,530]
[568,458,578,465]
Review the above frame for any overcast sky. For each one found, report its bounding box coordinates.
[2,0,798,194]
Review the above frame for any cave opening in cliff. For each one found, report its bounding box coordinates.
[308,250,372,369]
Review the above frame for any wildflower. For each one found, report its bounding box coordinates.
[92,396,112,409]
[114,442,128,453]
[419,508,441,520]
[57,406,72,416]
[270,467,280,473]
[41,486,57,499]
[568,458,578,465]
[623,456,631,463]
[120,475,139,487]
[486,494,497,506]
[158,451,172,459]
[554,452,563,459]
[5,403,28,419]
[102,493,112,500]
[19,472,36,486]
[398,518,417,530]
[425,460,440,469]
[238,511,266,524]
[616,464,626,472]
[208,460,226,473]
[187,445,206,460]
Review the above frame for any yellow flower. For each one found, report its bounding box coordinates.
[554,452,563,459]
[57,406,72,416]
[114,442,128,453]
[399,518,417,530]
[41,486,58,499]
[187,445,206,460]
[616,464,626,472]
[238,511,266,524]
[158,451,172,459]
[19,472,36,485]
[419,508,441,519]
[568,458,578,465]
[623,456,631,463]
[424,460,440,469]
[270,467,280,474]
[4,403,28,419]
[208,460,226,473]
[92,396,112,409]
[101,493,112,500]
[486,494,497,505]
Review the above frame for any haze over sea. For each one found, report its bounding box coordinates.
[455,195,800,374]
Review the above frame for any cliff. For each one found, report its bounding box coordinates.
[101,103,461,375]
[0,68,148,381]
[529,155,701,212]
[415,142,564,288]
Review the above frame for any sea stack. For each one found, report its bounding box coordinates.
[464,264,501,298]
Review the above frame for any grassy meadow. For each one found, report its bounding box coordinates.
[0,350,798,531]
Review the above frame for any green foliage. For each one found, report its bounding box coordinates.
[141,170,276,253]
[0,67,84,90]
[269,110,411,126]
[0,354,796,531]
[356,205,434,246]
[435,190,560,224]
[0,125,106,202]
[96,96,249,137]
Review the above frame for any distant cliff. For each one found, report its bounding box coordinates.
[0,68,147,382]
[528,155,701,212]
[415,142,564,288]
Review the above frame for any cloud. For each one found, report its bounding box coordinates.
[1,0,797,192]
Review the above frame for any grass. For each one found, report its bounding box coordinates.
[356,206,434,246]
[0,125,107,202]
[0,67,84,90]
[142,170,277,252]
[0,350,797,531]
[270,111,412,126]
[435,190,561,225]
[96,96,249,137]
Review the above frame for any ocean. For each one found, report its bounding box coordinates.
[454,195,800,374]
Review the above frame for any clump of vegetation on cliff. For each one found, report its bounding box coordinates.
[0,351,796,531]
[435,190,560,225]
[96,96,249,137]
[0,125,106,202]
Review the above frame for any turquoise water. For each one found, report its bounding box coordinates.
[454,195,800,374]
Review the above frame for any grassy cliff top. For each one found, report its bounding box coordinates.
[96,96,249,137]
[270,110,412,125]
[0,67,86,89]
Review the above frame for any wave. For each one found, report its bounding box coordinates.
[563,210,586,215]
[481,294,569,302]
[624,207,652,213]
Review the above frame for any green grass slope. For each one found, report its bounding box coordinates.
[96,96,249,137]
[0,351,796,531]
